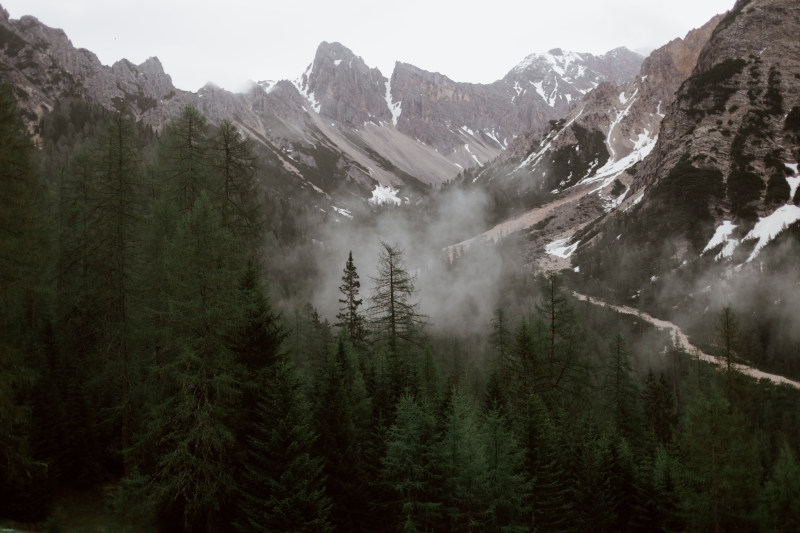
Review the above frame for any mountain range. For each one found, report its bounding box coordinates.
[0,6,641,200]
[3,0,800,309]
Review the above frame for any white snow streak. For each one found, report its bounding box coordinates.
[703,220,738,259]
[546,238,580,258]
[742,204,800,262]
[292,64,321,114]
[579,129,657,190]
[331,206,353,219]
[385,79,402,127]
[785,162,800,199]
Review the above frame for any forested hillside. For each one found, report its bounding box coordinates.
[2,82,800,532]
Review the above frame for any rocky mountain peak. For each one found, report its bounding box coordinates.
[294,41,390,127]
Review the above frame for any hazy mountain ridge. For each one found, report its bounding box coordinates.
[0,5,642,203]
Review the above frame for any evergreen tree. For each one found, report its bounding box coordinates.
[601,333,643,445]
[94,112,145,471]
[507,319,539,419]
[158,105,210,215]
[208,119,262,245]
[381,392,442,532]
[641,370,677,445]
[236,362,333,533]
[488,308,511,371]
[336,251,368,347]
[479,406,531,532]
[369,242,427,395]
[760,442,800,532]
[228,263,285,372]
[677,384,761,532]
[440,387,485,531]
[0,84,51,521]
[650,445,683,532]
[141,193,245,530]
[312,337,374,532]
[522,395,571,533]
[535,272,588,409]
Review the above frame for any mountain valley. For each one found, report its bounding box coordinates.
[3,0,800,530]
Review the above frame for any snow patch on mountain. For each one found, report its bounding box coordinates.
[579,129,657,190]
[703,220,739,259]
[332,206,353,218]
[785,162,800,199]
[368,184,402,206]
[385,79,401,127]
[743,205,800,262]
[293,64,321,113]
[546,237,580,258]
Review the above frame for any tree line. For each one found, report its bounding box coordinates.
[2,85,800,531]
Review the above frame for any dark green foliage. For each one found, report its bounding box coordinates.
[312,339,374,532]
[336,251,368,347]
[682,58,747,117]
[765,66,783,116]
[0,84,51,522]
[641,371,677,445]
[785,105,800,135]
[522,395,572,532]
[236,362,333,533]
[369,242,428,398]
[479,407,531,532]
[134,192,251,531]
[546,123,610,189]
[677,385,762,532]
[649,156,724,249]
[381,392,442,533]
[712,0,752,38]
[158,105,211,215]
[600,334,643,444]
[727,168,764,219]
[6,75,800,533]
[440,388,485,531]
[760,443,800,531]
[228,263,285,372]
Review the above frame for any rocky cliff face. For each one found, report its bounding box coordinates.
[0,8,193,133]
[628,0,800,238]
[294,41,391,128]
[556,0,800,307]
[462,15,720,222]
[390,47,643,156]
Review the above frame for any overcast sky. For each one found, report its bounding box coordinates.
[3,0,734,92]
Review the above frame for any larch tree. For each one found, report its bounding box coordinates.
[535,272,588,409]
[142,193,246,531]
[208,119,262,246]
[601,333,643,445]
[158,105,210,215]
[368,242,427,394]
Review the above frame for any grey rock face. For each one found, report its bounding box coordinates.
[0,7,643,199]
[296,41,391,127]
[468,16,719,204]
[632,0,800,221]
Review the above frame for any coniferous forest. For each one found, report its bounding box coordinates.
[3,85,800,532]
